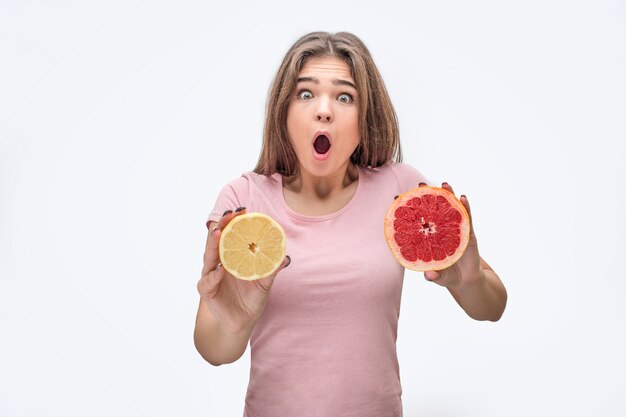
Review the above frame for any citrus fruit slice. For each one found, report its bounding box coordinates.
[218,212,287,280]
[384,186,470,271]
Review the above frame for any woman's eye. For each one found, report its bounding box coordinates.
[297,90,313,100]
[338,93,353,103]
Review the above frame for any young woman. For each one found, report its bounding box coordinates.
[195,31,507,417]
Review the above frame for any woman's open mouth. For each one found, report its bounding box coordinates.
[312,132,331,160]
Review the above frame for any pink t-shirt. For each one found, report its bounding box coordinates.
[207,162,428,417]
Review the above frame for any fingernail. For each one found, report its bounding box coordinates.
[394,195,399,200]
[461,194,466,200]
[210,227,217,238]
[235,207,246,212]
[284,255,291,268]
[442,182,448,186]
[222,210,232,216]
[216,263,222,271]
[206,220,211,230]
[419,182,427,186]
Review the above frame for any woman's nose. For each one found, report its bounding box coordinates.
[315,98,333,122]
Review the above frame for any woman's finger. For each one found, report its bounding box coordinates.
[460,195,477,240]
[424,270,441,282]
[441,182,455,195]
[255,255,291,292]
[458,194,473,228]
[202,223,223,275]
[424,269,458,288]
[198,261,226,298]
[202,208,249,272]
[460,195,471,218]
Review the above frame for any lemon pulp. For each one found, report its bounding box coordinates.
[219,212,286,280]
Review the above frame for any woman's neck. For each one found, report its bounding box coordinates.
[283,162,359,201]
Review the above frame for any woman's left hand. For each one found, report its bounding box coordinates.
[422,182,486,289]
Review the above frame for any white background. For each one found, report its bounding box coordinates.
[1,1,625,416]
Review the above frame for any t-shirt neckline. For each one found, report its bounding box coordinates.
[274,165,364,222]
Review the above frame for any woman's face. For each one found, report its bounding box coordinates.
[286,56,360,179]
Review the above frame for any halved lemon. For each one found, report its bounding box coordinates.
[218,212,287,280]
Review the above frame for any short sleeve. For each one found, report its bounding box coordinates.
[390,162,430,194]
[206,176,249,225]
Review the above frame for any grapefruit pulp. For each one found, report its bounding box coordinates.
[384,186,470,271]
[218,212,286,280]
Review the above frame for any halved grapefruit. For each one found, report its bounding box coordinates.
[384,186,470,271]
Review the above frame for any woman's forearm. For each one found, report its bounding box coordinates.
[193,299,255,366]
[448,268,507,321]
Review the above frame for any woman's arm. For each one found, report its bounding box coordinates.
[194,297,256,366]
[194,216,290,365]
[422,184,508,321]
[445,258,507,321]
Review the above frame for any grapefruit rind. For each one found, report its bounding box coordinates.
[218,212,287,281]
[384,186,471,272]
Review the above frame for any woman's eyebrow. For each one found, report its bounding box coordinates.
[333,79,357,90]
[296,77,357,90]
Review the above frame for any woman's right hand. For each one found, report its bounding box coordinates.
[197,208,291,334]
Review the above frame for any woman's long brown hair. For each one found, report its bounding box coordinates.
[254,31,402,177]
